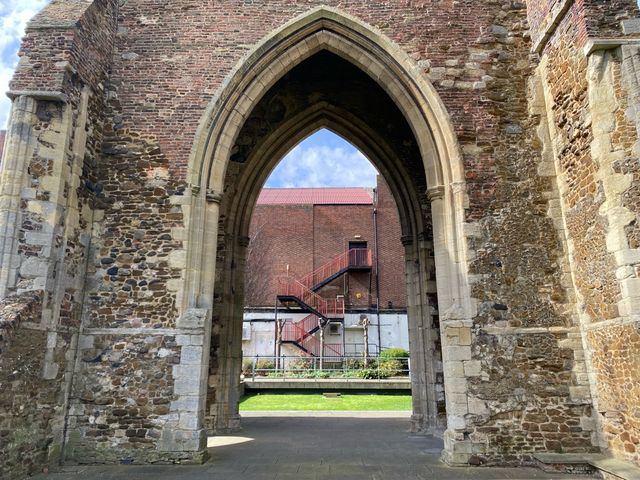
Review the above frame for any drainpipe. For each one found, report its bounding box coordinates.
[373,188,382,354]
[274,299,279,370]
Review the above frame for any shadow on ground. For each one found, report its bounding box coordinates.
[33,416,599,479]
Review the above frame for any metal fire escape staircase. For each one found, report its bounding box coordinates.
[277,248,373,356]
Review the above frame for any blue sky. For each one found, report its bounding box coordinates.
[0,2,378,188]
[266,129,378,188]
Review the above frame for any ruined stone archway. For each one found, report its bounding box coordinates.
[180,6,474,461]
[4,2,631,475]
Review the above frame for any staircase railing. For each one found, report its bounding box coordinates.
[299,334,343,357]
[282,314,317,343]
[277,276,344,318]
[277,248,367,357]
[282,317,344,357]
[299,248,372,290]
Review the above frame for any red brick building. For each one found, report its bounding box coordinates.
[245,175,406,312]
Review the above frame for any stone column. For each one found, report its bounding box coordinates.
[429,185,475,465]
[158,308,209,461]
[403,233,432,434]
[211,234,247,434]
[417,228,440,432]
[157,189,221,460]
[0,96,39,298]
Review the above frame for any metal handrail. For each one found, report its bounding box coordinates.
[299,248,373,290]
[276,276,345,317]
[282,315,317,342]
[244,354,411,380]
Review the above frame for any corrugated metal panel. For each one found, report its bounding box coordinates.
[257,188,373,205]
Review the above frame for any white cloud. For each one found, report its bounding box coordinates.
[266,142,379,188]
[0,1,49,128]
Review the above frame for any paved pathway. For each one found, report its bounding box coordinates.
[35,415,599,480]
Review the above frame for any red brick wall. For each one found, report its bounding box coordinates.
[313,204,374,308]
[246,204,314,307]
[11,0,118,95]
[246,178,406,309]
[375,176,407,309]
[528,0,638,52]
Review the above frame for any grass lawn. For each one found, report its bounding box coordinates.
[239,393,412,411]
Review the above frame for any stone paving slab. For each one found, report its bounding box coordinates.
[33,416,601,480]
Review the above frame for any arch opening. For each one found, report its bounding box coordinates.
[206,49,441,435]
[264,128,379,188]
[183,6,472,459]
[242,128,413,391]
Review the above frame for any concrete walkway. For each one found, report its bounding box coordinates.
[35,416,600,480]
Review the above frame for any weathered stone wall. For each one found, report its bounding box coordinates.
[528,0,640,466]
[0,0,120,477]
[65,333,180,461]
[450,0,596,463]
[0,293,65,480]
[587,324,640,462]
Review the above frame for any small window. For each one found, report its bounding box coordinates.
[349,241,367,250]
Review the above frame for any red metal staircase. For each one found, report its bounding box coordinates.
[299,248,373,291]
[277,248,372,356]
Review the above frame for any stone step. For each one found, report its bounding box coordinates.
[533,453,601,475]
[533,453,640,480]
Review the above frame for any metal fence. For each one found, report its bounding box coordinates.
[242,354,411,380]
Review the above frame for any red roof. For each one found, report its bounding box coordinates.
[257,188,373,205]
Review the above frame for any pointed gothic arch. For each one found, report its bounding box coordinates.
[181,5,474,458]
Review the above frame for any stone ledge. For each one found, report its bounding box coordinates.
[533,453,640,479]
[6,90,68,102]
[584,38,640,57]
[591,457,640,480]
[25,0,94,31]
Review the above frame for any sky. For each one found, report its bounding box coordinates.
[0,1,50,129]
[0,2,378,188]
[265,129,378,188]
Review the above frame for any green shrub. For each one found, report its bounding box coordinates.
[379,347,409,359]
[379,348,409,376]
[357,368,393,379]
[242,359,254,375]
[290,358,314,371]
[254,359,275,376]
[378,358,403,376]
[343,358,364,370]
